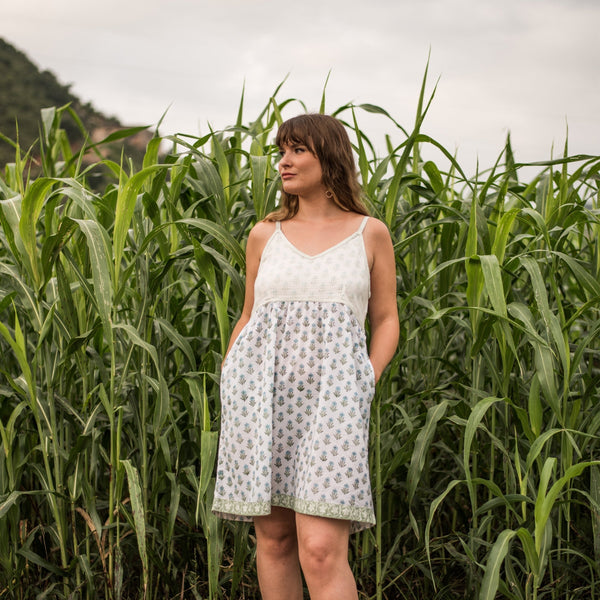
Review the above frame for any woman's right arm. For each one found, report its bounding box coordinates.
[222,221,274,363]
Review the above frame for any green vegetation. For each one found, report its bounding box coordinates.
[0,66,599,599]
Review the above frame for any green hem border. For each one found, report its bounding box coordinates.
[212,494,375,533]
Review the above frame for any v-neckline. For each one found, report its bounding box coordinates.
[278,227,361,259]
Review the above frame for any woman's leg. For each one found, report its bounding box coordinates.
[254,506,303,600]
[296,513,358,600]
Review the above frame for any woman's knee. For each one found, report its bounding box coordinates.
[259,528,298,557]
[296,516,350,576]
[298,533,349,578]
[254,509,298,557]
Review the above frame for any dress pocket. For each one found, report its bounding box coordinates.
[220,356,231,383]
[367,358,376,388]
[220,322,251,381]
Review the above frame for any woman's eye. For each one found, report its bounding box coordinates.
[276,145,306,158]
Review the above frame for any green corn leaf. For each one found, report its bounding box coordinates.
[41,216,77,288]
[425,479,463,569]
[17,548,67,577]
[423,161,445,197]
[202,479,223,600]
[555,250,600,299]
[533,341,560,421]
[535,460,599,553]
[479,529,517,600]
[71,218,113,336]
[0,194,25,261]
[211,132,230,206]
[516,527,540,577]
[528,375,543,438]
[463,396,505,479]
[351,106,370,188]
[521,255,569,377]
[250,154,270,220]
[154,317,197,369]
[189,157,228,222]
[165,472,181,549]
[199,430,219,501]
[491,208,519,263]
[179,217,245,267]
[407,401,448,521]
[113,165,165,281]
[521,207,550,246]
[19,177,56,286]
[0,490,21,518]
[0,314,35,408]
[142,136,163,174]
[113,324,171,433]
[121,459,148,593]
[94,125,151,147]
[479,255,507,318]
[40,106,57,145]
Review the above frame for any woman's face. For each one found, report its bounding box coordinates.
[278,142,325,198]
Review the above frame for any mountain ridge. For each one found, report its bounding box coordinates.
[0,37,151,170]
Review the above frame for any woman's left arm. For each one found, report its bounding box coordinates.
[366,219,399,384]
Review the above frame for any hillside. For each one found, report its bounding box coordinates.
[0,38,151,171]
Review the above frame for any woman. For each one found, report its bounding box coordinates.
[212,113,399,599]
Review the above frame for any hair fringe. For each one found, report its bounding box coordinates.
[264,114,369,222]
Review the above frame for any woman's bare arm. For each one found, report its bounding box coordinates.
[365,219,399,383]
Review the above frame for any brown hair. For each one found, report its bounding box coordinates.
[265,114,369,221]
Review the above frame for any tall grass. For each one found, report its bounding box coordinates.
[0,71,599,599]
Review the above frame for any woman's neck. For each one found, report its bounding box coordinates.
[294,196,348,222]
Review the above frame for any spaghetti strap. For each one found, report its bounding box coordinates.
[357,216,369,234]
[275,221,281,231]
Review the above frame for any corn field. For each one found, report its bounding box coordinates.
[1,70,599,600]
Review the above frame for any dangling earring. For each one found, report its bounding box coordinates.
[325,190,333,199]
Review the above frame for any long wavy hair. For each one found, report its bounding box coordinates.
[265,114,369,221]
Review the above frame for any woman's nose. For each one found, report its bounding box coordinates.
[279,150,291,167]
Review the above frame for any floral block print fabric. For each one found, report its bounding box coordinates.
[212,301,376,532]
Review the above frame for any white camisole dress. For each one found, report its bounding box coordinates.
[212,216,376,532]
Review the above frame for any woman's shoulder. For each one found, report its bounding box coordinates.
[364,216,392,240]
[246,220,278,258]
[249,219,277,241]
[363,216,394,263]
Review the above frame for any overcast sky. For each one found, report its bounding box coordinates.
[3,0,599,173]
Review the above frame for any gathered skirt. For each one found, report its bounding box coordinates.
[211,300,376,532]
